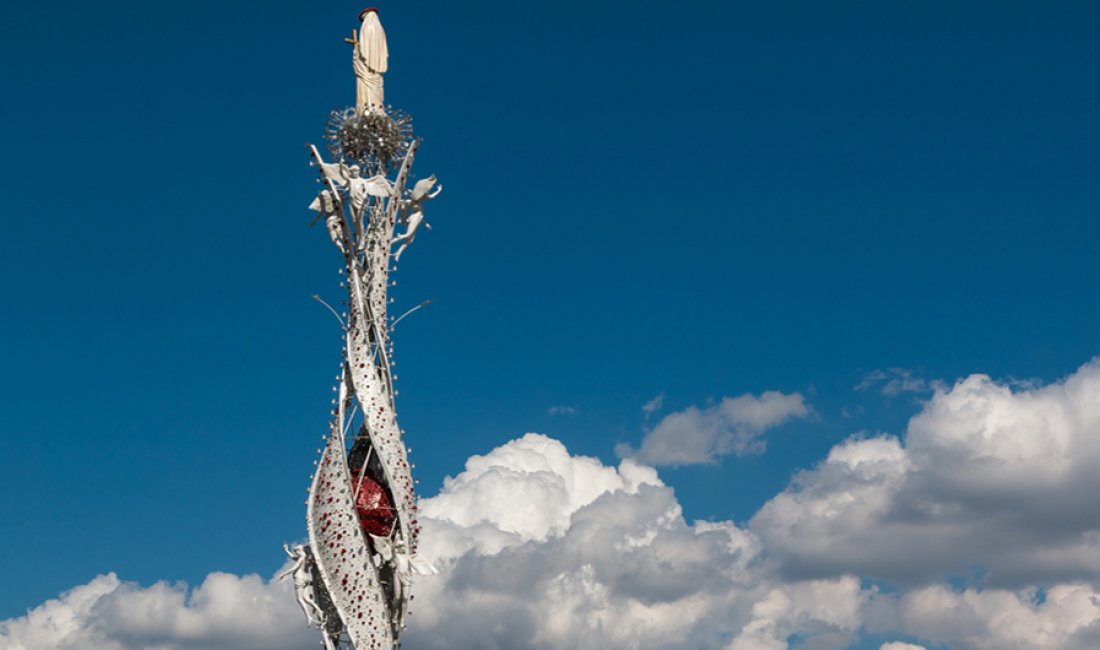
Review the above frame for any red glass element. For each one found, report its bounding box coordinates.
[350,469,396,537]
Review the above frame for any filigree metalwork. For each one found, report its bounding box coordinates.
[324,107,414,175]
[288,13,441,647]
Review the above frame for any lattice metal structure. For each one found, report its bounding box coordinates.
[283,9,440,650]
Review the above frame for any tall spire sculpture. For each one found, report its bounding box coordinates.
[284,8,441,650]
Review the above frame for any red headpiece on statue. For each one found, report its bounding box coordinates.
[359,7,378,20]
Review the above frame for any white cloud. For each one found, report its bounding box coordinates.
[856,368,941,396]
[418,433,658,546]
[753,359,1100,587]
[9,358,1100,650]
[866,583,1100,650]
[10,435,857,650]
[622,391,810,466]
[408,433,861,650]
[726,577,864,650]
[642,393,665,417]
[548,405,577,416]
[0,572,312,650]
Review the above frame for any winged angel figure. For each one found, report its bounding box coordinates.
[309,161,394,253]
[392,175,441,262]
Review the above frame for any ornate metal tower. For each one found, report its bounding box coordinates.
[282,8,439,649]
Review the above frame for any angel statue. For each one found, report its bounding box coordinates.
[319,160,393,213]
[280,544,326,630]
[308,189,347,255]
[369,534,438,612]
[392,175,442,262]
[351,8,388,114]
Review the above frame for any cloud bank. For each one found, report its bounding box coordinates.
[753,359,1100,588]
[5,360,1100,649]
[0,572,312,650]
[408,434,868,649]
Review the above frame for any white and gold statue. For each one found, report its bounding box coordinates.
[351,8,388,114]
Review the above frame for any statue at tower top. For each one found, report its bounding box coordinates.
[353,8,388,114]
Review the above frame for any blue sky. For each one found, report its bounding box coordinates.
[2,2,1100,648]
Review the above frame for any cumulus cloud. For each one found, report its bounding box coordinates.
[753,358,1100,587]
[2,434,863,650]
[409,433,860,650]
[410,433,1100,649]
[725,577,864,650]
[866,583,1100,650]
[0,571,312,650]
[9,363,1100,650]
[621,391,811,466]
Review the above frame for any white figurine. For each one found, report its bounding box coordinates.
[280,544,326,629]
[392,175,441,262]
[308,189,347,254]
[346,166,394,217]
[317,159,351,186]
[353,8,388,114]
[317,160,393,218]
[369,534,438,607]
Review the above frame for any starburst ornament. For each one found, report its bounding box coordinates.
[325,106,414,175]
